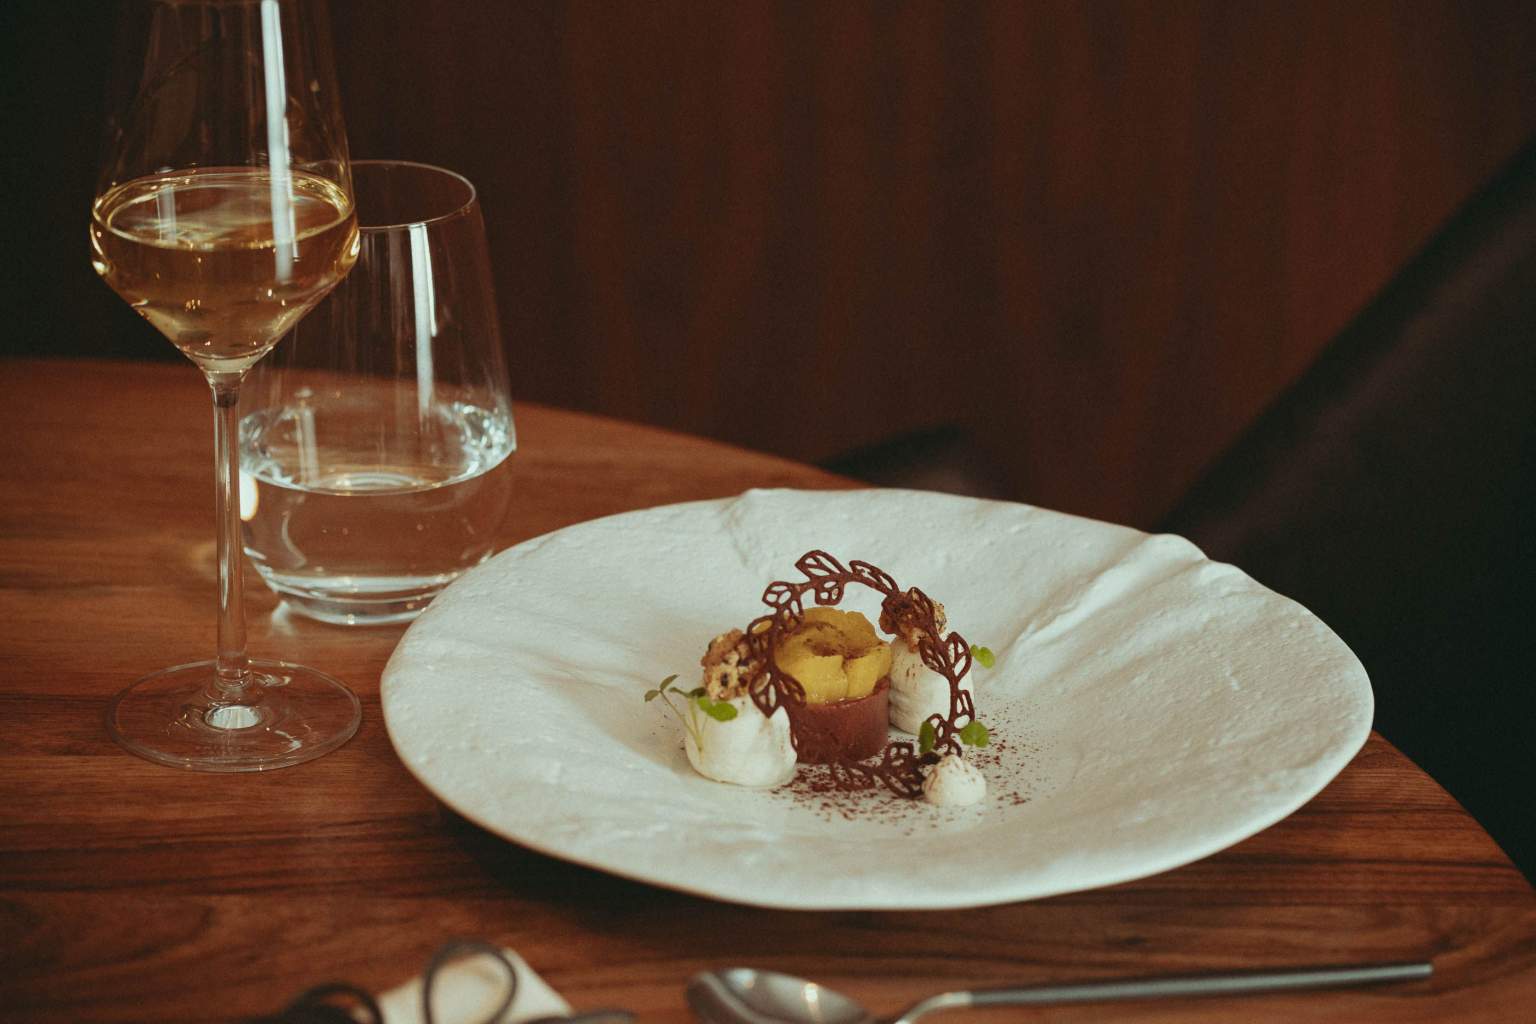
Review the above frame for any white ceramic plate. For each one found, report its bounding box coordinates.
[381,489,1372,910]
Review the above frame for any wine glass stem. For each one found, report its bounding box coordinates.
[210,378,250,698]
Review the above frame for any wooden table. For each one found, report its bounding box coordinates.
[3,359,1533,1023]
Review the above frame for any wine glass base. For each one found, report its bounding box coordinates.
[107,659,361,772]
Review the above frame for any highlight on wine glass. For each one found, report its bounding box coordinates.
[241,160,517,626]
[89,0,363,771]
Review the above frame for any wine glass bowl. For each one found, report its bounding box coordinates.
[90,167,358,376]
[92,0,362,771]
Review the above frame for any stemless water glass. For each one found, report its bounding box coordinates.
[90,0,362,770]
[241,161,516,625]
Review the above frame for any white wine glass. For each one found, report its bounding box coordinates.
[90,0,362,770]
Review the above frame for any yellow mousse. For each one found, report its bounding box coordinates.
[773,607,893,704]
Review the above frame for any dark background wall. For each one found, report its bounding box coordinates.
[6,1,1536,530]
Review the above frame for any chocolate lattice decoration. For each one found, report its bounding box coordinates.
[741,551,977,798]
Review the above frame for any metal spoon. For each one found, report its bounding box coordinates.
[686,961,1433,1024]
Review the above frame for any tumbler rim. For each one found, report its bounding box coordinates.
[349,159,479,232]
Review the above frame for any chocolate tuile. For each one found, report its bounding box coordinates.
[736,551,981,797]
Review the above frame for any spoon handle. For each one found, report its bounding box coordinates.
[894,961,1432,1022]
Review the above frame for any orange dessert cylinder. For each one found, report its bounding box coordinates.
[772,608,894,763]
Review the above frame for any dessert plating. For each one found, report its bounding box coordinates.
[662,551,992,803]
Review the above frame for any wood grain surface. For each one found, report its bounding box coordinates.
[2,359,1533,1023]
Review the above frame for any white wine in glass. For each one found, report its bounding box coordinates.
[92,0,363,770]
[92,168,357,373]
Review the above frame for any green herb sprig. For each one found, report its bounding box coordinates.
[918,717,990,755]
[912,641,996,755]
[958,720,990,747]
[645,674,738,752]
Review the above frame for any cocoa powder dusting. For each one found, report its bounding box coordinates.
[768,700,1046,826]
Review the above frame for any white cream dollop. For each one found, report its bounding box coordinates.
[921,752,987,806]
[888,640,975,734]
[682,694,797,788]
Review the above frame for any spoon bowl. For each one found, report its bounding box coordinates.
[687,968,869,1024]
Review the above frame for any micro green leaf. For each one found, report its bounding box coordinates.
[959,720,990,748]
[645,674,682,703]
[918,721,937,755]
[687,687,707,699]
[696,695,739,721]
[971,645,996,669]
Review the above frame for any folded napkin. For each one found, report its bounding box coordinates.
[374,946,571,1024]
[247,943,574,1024]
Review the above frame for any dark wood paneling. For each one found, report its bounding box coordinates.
[9,2,1536,526]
